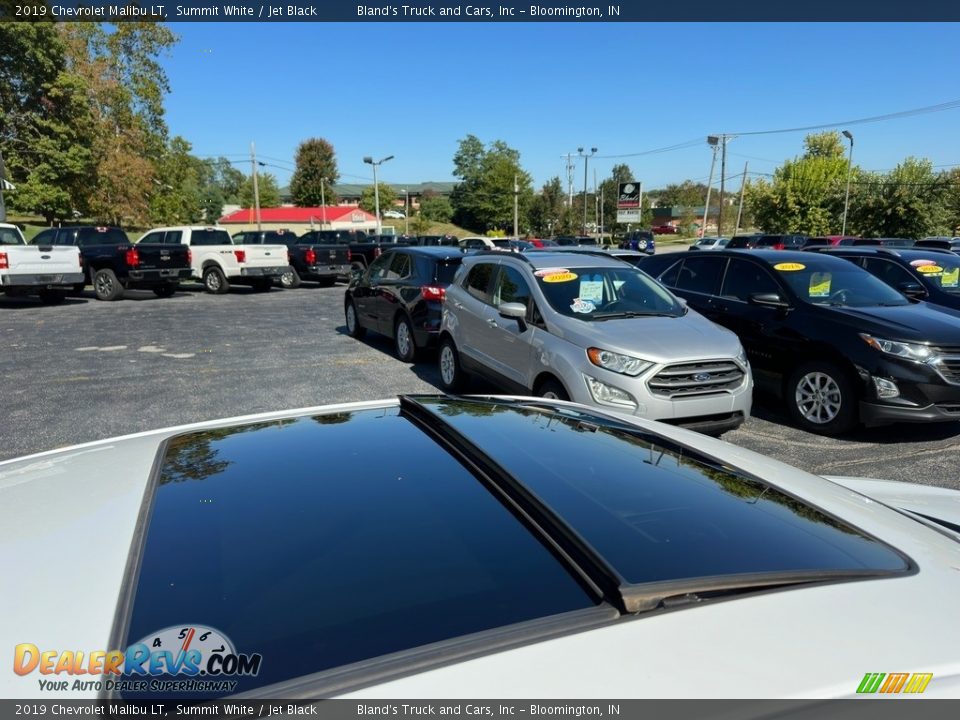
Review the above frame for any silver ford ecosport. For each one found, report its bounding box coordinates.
[438,251,752,434]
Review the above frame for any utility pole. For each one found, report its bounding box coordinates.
[403,188,409,235]
[250,141,262,231]
[734,162,748,236]
[718,135,729,237]
[703,139,720,238]
[578,147,597,235]
[593,169,599,239]
[565,153,575,207]
[513,174,519,238]
[320,176,327,229]
[638,181,644,227]
[599,186,604,245]
[0,148,7,223]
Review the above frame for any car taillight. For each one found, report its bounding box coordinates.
[125,247,140,267]
[373,247,382,259]
[304,248,317,265]
[186,248,192,265]
[0,252,7,270]
[421,285,446,301]
[773,243,785,250]
[347,251,354,262]
[234,249,246,263]
[78,254,84,268]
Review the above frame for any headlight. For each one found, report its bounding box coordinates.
[859,334,936,362]
[735,346,749,367]
[586,347,653,376]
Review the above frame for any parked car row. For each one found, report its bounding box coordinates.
[719,233,960,251]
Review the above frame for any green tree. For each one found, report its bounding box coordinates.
[599,164,635,236]
[359,183,398,216]
[419,191,453,223]
[654,180,709,208]
[289,137,339,206]
[528,177,566,236]
[149,136,203,225]
[746,132,851,235]
[239,172,281,208]
[450,136,534,233]
[204,157,244,204]
[849,158,949,239]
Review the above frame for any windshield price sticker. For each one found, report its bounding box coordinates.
[534,267,570,277]
[910,259,936,267]
[579,280,604,303]
[809,272,832,297]
[774,262,806,272]
[543,271,579,283]
[570,298,596,314]
[916,265,943,274]
[942,268,959,287]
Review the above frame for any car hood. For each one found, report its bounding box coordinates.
[820,303,960,345]
[823,475,960,535]
[555,308,744,363]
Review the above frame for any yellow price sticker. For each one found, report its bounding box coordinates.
[942,268,959,287]
[542,271,579,283]
[916,265,943,274]
[809,272,832,297]
[774,262,806,272]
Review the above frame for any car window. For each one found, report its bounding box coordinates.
[139,231,164,244]
[385,252,412,280]
[77,227,131,246]
[535,265,683,319]
[190,229,231,246]
[122,409,598,697]
[494,265,532,308]
[465,263,496,304]
[720,258,781,301]
[774,258,910,307]
[896,255,960,294]
[367,253,392,281]
[862,258,916,291]
[432,258,462,285]
[32,229,58,246]
[231,233,248,244]
[0,227,25,245]
[656,259,683,287]
[675,256,725,295]
[163,230,183,245]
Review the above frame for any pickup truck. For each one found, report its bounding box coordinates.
[341,234,417,272]
[233,229,350,289]
[31,225,192,301]
[0,223,85,304]
[141,226,292,294]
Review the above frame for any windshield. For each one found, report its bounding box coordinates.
[535,265,684,319]
[910,255,960,295]
[0,227,25,245]
[774,259,910,307]
[434,259,462,284]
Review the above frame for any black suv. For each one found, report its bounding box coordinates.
[727,234,807,250]
[637,250,960,435]
[344,246,464,362]
[807,247,960,312]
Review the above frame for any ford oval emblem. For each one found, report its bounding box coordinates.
[41,255,51,259]
[693,372,712,382]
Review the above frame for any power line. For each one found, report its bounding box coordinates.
[723,98,960,137]
[594,137,705,160]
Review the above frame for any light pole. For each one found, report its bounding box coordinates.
[841,130,854,236]
[703,137,720,238]
[363,154,393,236]
[320,176,327,229]
[402,188,408,235]
[578,146,597,235]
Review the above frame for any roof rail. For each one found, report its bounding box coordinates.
[466,249,535,264]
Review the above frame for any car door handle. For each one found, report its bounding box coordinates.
[453,301,464,310]
[486,318,498,326]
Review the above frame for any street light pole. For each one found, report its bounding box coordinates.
[841,130,854,236]
[403,189,409,235]
[320,177,327,229]
[703,137,720,238]
[0,148,7,223]
[578,147,597,235]
[363,154,394,237]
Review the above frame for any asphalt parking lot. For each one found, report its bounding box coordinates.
[2,282,959,489]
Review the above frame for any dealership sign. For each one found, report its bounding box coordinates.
[617,183,640,209]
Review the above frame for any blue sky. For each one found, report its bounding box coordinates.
[162,22,960,191]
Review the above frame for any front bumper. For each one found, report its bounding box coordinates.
[1,272,85,288]
[860,401,960,426]
[858,354,960,426]
[239,265,290,279]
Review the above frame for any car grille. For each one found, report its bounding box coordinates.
[932,356,960,385]
[647,360,745,398]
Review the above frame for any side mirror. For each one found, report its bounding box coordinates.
[499,301,528,331]
[748,292,790,309]
[898,281,927,299]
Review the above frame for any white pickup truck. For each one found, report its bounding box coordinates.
[0,223,85,304]
[138,226,292,294]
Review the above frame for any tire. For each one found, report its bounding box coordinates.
[38,289,66,305]
[345,299,366,339]
[394,315,418,363]
[251,279,272,292]
[786,361,858,436]
[93,268,124,301]
[438,336,467,393]
[279,268,301,289]
[316,277,337,288]
[537,378,569,401]
[152,283,178,298]
[202,266,229,295]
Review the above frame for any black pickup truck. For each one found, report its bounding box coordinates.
[255,230,352,288]
[346,234,419,271]
[32,226,192,300]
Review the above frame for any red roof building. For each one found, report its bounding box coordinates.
[218,206,378,233]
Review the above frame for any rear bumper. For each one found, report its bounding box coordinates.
[126,268,192,287]
[305,263,351,279]
[239,265,290,279]
[1,272,85,288]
